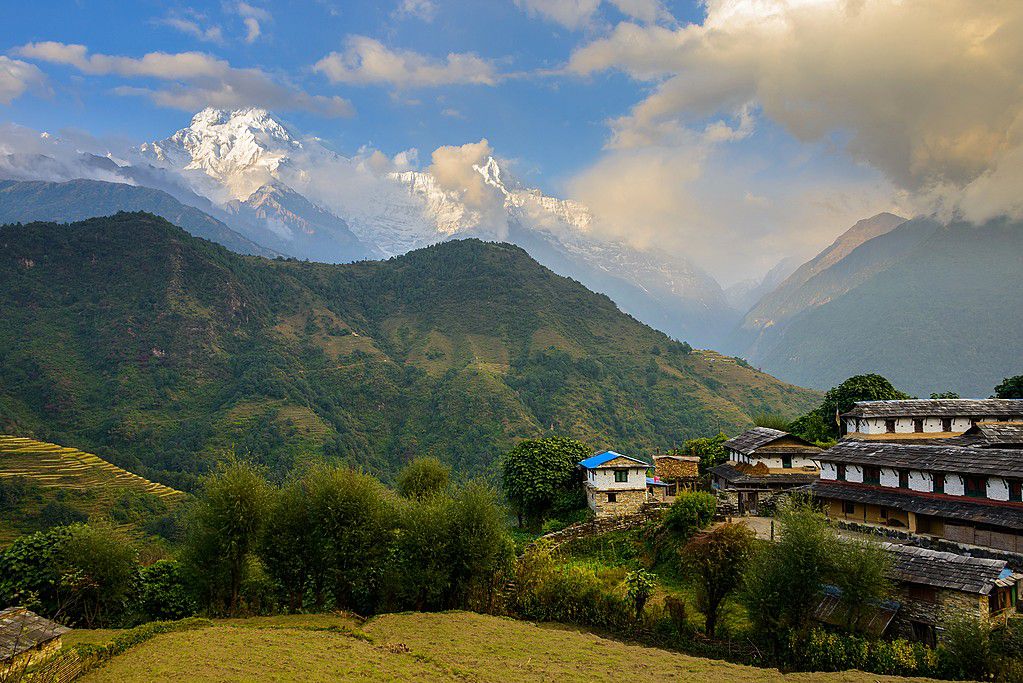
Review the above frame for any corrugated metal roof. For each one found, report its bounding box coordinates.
[0,607,69,662]
[842,399,1023,419]
[578,450,648,469]
[818,441,1023,477]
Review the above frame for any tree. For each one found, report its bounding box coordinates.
[742,499,839,647]
[58,522,138,627]
[673,433,728,474]
[994,375,1023,399]
[183,459,269,615]
[259,478,313,611]
[134,559,197,621]
[0,526,70,617]
[501,437,588,527]
[447,480,514,611]
[830,540,892,633]
[683,522,755,638]
[930,391,960,399]
[396,456,451,499]
[791,374,910,443]
[662,491,717,542]
[392,493,455,611]
[625,569,656,619]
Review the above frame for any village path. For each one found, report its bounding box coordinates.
[722,516,912,545]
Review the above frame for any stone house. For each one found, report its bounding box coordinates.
[841,399,1023,440]
[579,450,649,517]
[647,455,700,501]
[0,607,70,677]
[883,544,1020,645]
[813,441,1023,553]
[711,428,821,515]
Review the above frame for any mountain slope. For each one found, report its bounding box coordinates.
[750,217,1023,396]
[0,179,276,257]
[0,213,817,489]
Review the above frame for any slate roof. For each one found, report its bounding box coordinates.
[950,422,1023,448]
[723,428,788,455]
[817,441,1023,478]
[578,450,648,469]
[0,607,69,662]
[811,480,1023,531]
[814,585,899,638]
[710,463,819,487]
[842,399,1023,419]
[881,542,1008,595]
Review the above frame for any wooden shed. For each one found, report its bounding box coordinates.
[0,607,70,677]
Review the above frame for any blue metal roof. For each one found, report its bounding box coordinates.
[646,477,668,487]
[578,450,647,469]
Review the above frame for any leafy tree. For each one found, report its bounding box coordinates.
[134,559,197,621]
[447,480,514,611]
[662,491,717,542]
[501,437,588,527]
[683,522,755,638]
[831,540,892,634]
[259,478,314,611]
[0,526,70,617]
[938,615,994,680]
[791,374,910,442]
[742,499,839,648]
[930,391,960,399]
[58,521,139,627]
[396,456,451,499]
[994,375,1023,399]
[625,569,656,618]
[673,433,728,474]
[183,459,270,615]
[392,493,456,611]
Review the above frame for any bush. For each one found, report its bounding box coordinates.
[134,560,198,622]
[662,492,717,541]
[395,456,450,499]
[786,629,935,677]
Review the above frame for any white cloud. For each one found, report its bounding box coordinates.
[514,0,601,30]
[314,36,500,88]
[394,0,437,22]
[160,16,224,43]
[235,3,270,44]
[566,0,1023,225]
[607,0,671,24]
[13,42,353,117]
[0,56,48,104]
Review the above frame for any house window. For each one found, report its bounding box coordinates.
[1009,480,1022,503]
[942,418,952,432]
[899,470,910,488]
[913,419,924,433]
[782,454,792,469]
[863,466,881,485]
[933,473,944,494]
[879,506,889,520]
[843,501,855,515]
[964,476,987,498]
[614,470,629,483]
[607,492,617,503]
[910,621,937,647]
[837,464,846,481]
[885,419,896,433]
[908,584,938,603]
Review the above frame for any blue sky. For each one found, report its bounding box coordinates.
[1,1,1017,283]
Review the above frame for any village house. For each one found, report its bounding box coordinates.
[950,421,1023,448]
[814,544,1020,645]
[579,451,650,517]
[841,398,1023,440]
[646,454,700,502]
[710,428,822,515]
[813,441,1023,553]
[0,607,69,677]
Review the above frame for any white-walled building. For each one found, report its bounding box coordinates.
[579,450,649,517]
[841,399,1023,439]
[813,441,1023,553]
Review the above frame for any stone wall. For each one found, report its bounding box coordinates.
[588,487,646,518]
[890,586,987,642]
[528,505,666,554]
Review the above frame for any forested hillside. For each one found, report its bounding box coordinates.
[0,213,817,489]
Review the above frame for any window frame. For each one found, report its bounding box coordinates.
[899,470,910,488]
[613,469,629,483]
[863,466,881,486]
[933,472,944,494]
[964,475,988,499]
[885,419,896,433]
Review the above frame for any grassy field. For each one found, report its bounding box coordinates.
[0,435,185,544]
[76,612,939,682]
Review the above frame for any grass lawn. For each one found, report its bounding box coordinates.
[76,612,940,682]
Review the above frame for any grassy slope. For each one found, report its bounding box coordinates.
[76,612,937,683]
[0,213,818,489]
[0,435,185,544]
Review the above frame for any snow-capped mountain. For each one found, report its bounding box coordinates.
[2,108,739,346]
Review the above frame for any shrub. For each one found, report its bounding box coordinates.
[625,569,655,617]
[59,522,139,627]
[396,456,451,499]
[134,560,197,622]
[662,492,717,541]
[786,629,934,677]
[937,614,993,680]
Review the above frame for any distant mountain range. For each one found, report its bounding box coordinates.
[0,213,818,488]
[0,108,737,348]
[733,213,1023,396]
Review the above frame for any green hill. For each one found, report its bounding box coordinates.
[0,435,185,545]
[0,213,817,489]
[73,612,933,682]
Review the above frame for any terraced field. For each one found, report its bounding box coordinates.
[0,436,185,544]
